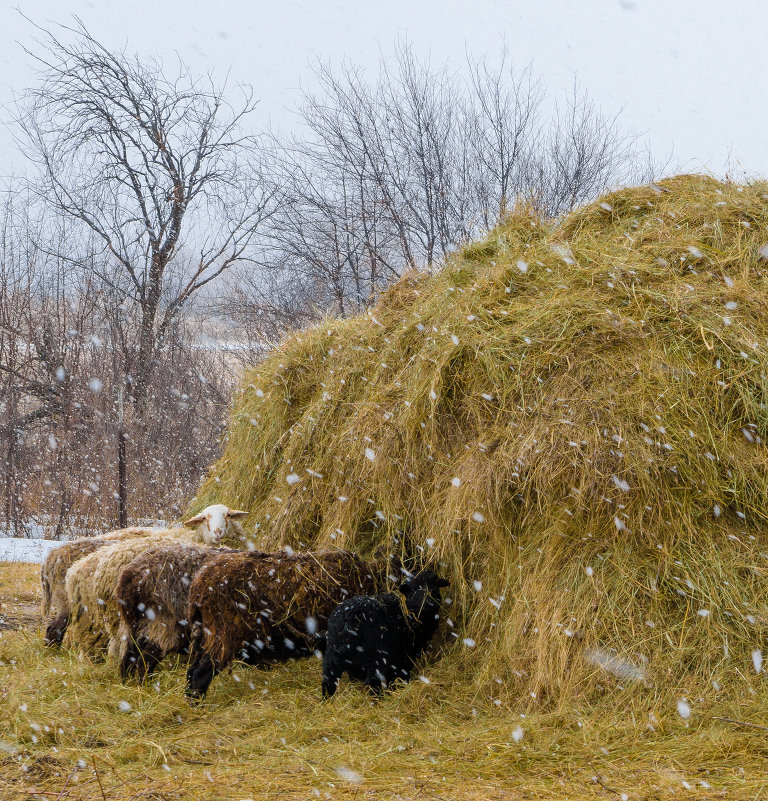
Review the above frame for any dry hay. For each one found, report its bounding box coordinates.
[192,174,768,710]
[1,564,766,801]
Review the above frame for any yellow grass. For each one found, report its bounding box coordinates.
[2,563,768,800]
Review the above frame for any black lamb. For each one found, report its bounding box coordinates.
[321,569,449,697]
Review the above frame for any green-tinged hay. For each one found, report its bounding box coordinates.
[193,175,768,707]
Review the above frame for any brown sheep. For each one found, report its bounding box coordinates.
[185,549,388,698]
[116,541,263,680]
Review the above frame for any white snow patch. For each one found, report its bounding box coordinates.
[334,766,363,784]
[585,648,644,681]
[0,537,62,564]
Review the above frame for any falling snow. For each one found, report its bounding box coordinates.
[611,475,630,492]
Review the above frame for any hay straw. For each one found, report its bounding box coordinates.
[193,174,768,707]
[4,175,768,798]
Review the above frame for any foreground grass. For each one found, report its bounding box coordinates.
[1,564,767,800]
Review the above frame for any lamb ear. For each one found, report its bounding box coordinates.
[435,578,450,588]
[225,509,248,519]
[184,512,207,527]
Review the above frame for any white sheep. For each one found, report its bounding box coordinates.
[48,504,247,653]
[43,527,171,645]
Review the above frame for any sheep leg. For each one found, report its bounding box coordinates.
[44,612,69,647]
[321,653,343,699]
[121,637,163,681]
[364,669,385,696]
[134,637,164,681]
[120,639,140,680]
[185,651,219,699]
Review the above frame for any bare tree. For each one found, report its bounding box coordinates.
[16,20,274,408]
[0,187,234,535]
[527,81,634,215]
[245,45,653,329]
[465,57,543,224]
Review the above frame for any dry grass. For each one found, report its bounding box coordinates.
[1,563,768,800]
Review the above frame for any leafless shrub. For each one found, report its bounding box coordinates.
[231,45,661,333]
[0,189,233,535]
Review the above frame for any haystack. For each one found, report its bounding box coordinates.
[193,175,768,707]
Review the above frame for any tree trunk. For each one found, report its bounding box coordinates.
[117,385,128,527]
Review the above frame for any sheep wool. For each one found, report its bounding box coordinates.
[116,541,244,679]
[41,527,171,646]
[185,549,387,698]
[321,570,449,697]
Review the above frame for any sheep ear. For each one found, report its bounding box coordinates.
[225,509,248,519]
[184,512,207,527]
[435,578,450,588]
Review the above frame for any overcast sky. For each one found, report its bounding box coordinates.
[0,0,762,181]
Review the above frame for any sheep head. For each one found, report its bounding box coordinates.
[398,570,449,596]
[398,570,449,623]
[184,504,248,544]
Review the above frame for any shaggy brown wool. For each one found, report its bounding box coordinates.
[116,542,261,679]
[185,549,388,696]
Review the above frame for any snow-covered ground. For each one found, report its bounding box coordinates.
[0,538,62,563]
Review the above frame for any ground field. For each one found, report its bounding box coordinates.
[1,563,768,800]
